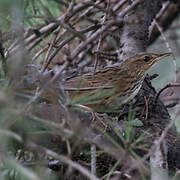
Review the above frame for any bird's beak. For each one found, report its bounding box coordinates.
[159,52,172,58]
[154,52,172,63]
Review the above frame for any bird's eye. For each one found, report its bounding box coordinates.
[143,56,151,62]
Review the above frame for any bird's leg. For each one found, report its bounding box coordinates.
[141,96,150,122]
[92,112,108,131]
[74,104,108,131]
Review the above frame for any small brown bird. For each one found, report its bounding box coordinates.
[63,53,171,111]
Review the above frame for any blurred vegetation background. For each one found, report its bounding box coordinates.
[0,0,180,180]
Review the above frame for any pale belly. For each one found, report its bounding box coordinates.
[107,80,143,108]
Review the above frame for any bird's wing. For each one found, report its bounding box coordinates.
[63,68,117,91]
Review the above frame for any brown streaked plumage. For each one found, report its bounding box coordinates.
[63,53,171,111]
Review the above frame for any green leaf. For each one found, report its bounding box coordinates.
[175,115,180,134]
[129,118,144,127]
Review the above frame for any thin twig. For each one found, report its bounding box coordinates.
[154,20,177,82]
[91,145,97,175]
[154,83,180,106]
[118,0,142,17]
[41,27,60,72]
[57,20,86,41]
[149,1,170,37]
[73,0,102,25]
[71,19,121,61]
[5,0,93,58]
[93,0,110,72]
[45,23,104,67]
[64,0,75,22]
[32,45,49,61]
[71,0,141,61]
[113,0,128,12]
[32,28,66,61]
[144,96,149,121]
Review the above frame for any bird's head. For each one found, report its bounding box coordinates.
[127,52,172,77]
